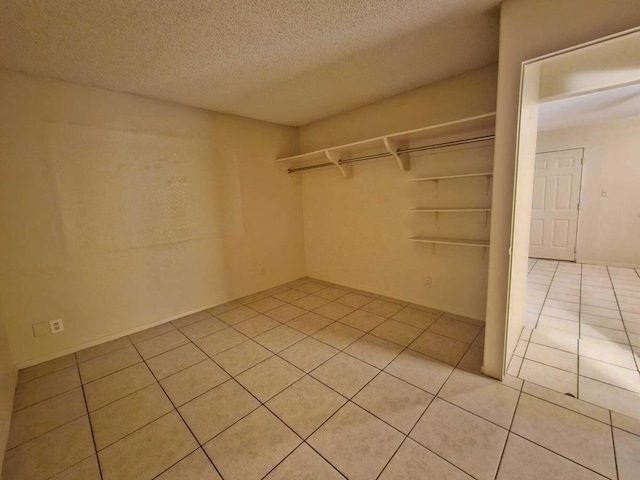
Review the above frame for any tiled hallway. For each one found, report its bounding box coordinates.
[4,277,640,479]
[511,259,640,418]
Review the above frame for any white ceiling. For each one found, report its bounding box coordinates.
[538,82,640,131]
[0,0,501,126]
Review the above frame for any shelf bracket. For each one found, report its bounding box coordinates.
[383,137,410,171]
[325,150,352,178]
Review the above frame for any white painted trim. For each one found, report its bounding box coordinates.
[577,259,640,269]
[0,365,18,473]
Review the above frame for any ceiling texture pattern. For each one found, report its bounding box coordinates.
[0,0,501,126]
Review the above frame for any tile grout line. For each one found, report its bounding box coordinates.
[609,410,620,480]
[606,266,640,374]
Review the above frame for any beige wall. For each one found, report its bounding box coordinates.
[485,0,640,378]
[0,70,304,367]
[537,116,640,267]
[298,66,497,319]
[0,314,16,474]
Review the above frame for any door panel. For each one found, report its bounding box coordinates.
[529,148,583,261]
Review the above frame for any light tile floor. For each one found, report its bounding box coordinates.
[4,277,640,479]
[510,259,640,420]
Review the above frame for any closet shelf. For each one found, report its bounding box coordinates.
[408,236,489,248]
[275,112,496,182]
[408,172,493,182]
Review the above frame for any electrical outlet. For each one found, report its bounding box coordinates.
[424,276,432,288]
[49,319,64,334]
[32,322,50,337]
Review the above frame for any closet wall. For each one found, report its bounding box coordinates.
[0,70,304,367]
[298,66,498,319]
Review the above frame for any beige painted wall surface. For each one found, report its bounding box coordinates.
[0,315,16,473]
[298,67,498,319]
[537,117,640,267]
[0,70,303,366]
[485,0,640,378]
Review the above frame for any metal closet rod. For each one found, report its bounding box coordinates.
[287,134,495,174]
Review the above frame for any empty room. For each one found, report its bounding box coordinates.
[1,1,639,479]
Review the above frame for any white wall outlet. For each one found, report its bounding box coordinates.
[601,189,608,197]
[49,319,64,334]
[424,276,432,288]
[32,322,50,337]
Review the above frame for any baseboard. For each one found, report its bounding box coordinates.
[577,258,640,269]
[0,365,18,475]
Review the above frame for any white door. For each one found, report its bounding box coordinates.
[529,148,583,261]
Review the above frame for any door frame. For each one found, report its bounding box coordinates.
[530,147,585,262]
[501,27,640,377]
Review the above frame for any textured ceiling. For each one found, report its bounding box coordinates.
[0,0,501,126]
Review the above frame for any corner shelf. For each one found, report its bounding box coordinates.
[274,112,496,182]
[409,208,491,213]
[408,236,489,248]
[408,172,493,182]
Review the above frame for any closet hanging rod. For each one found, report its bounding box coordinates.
[286,134,495,174]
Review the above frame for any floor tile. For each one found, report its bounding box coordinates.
[179,379,260,443]
[370,319,422,347]
[90,382,173,450]
[613,427,640,480]
[392,307,439,329]
[291,294,331,311]
[496,433,603,480]
[84,363,155,412]
[336,292,375,308]
[286,312,333,335]
[272,288,307,303]
[155,449,221,480]
[315,286,350,301]
[247,296,287,313]
[524,342,577,373]
[18,354,77,384]
[579,376,640,419]
[385,349,454,394]
[511,393,616,478]
[2,416,95,480]
[581,324,630,344]
[353,372,433,433]
[522,382,610,424]
[529,326,578,354]
[579,356,640,393]
[171,310,213,329]
[135,329,190,360]
[236,356,304,402]
[13,366,81,411]
[49,455,101,480]
[265,304,307,322]
[212,340,273,376]
[313,302,355,320]
[457,345,485,375]
[311,352,378,398]
[179,317,227,341]
[581,313,625,330]
[519,359,577,396]
[297,281,327,294]
[238,292,270,305]
[146,342,207,380]
[582,304,621,319]
[612,411,640,436]
[541,306,579,321]
[129,322,176,344]
[428,317,482,343]
[312,322,364,349]
[264,443,344,480]
[379,438,472,480]
[409,331,469,365]
[579,337,637,369]
[438,369,520,428]
[254,325,306,353]
[308,402,404,480]
[410,398,507,480]
[7,387,86,449]
[344,334,403,369]
[194,328,247,357]
[537,315,579,334]
[278,337,338,373]
[78,345,142,383]
[76,337,132,363]
[338,309,386,332]
[266,376,346,438]
[232,314,280,338]
[217,305,260,325]
[361,299,404,318]
[98,411,198,480]
[207,301,241,316]
[160,359,229,406]
[204,407,301,480]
